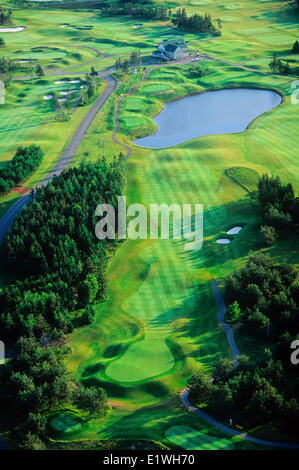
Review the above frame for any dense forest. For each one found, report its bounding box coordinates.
[0,145,44,194]
[1,156,125,342]
[0,156,125,448]
[188,348,299,434]
[224,253,299,344]
[172,8,221,35]
[101,0,169,20]
[257,174,299,245]
[189,174,299,437]
[189,254,299,435]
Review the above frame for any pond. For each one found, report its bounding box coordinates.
[134,88,281,149]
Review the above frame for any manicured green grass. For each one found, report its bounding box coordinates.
[120,115,144,129]
[50,413,82,433]
[165,425,234,450]
[124,97,147,112]
[143,83,173,93]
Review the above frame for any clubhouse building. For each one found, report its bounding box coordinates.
[153,38,190,61]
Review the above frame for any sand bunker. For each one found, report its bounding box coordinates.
[55,79,80,85]
[43,94,53,100]
[216,238,231,244]
[80,85,87,89]
[0,26,26,33]
[60,90,77,95]
[58,98,67,103]
[227,226,242,235]
[15,59,35,63]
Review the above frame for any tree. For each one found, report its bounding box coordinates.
[292,40,299,53]
[213,358,233,379]
[122,59,129,74]
[72,384,108,416]
[35,64,44,77]
[0,36,5,47]
[20,432,46,450]
[21,412,47,436]
[249,379,283,421]
[79,273,99,306]
[226,301,242,323]
[269,52,290,75]
[259,225,277,246]
[90,65,97,77]
[187,374,212,403]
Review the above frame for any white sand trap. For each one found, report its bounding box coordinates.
[55,80,69,84]
[0,26,26,33]
[69,79,80,84]
[43,94,53,100]
[227,226,242,235]
[58,98,67,103]
[60,90,77,95]
[80,85,87,89]
[133,24,142,29]
[15,59,35,63]
[216,238,231,244]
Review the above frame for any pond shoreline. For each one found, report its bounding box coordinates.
[134,85,283,149]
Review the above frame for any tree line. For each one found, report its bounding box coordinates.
[1,156,125,342]
[0,145,44,194]
[189,252,299,434]
[257,174,299,245]
[225,253,299,344]
[0,156,125,448]
[172,8,221,35]
[188,348,299,434]
[101,0,169,20]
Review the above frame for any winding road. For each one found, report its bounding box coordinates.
[0,74,117,245]
[179,280,299,450]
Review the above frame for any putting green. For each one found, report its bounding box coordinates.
[165,425,234,450]
[143,83,171,94]
[106,337,175,382]
[124,98,147,112]
[121,115,144,129]
[50,414,82,433]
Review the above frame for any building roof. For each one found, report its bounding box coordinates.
[164,44,180,53]
[161,37,189,53]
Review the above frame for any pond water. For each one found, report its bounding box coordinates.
[134,88,281,149]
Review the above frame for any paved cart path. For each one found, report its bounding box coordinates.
[179,280,299,450]
[0,75,116,245]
